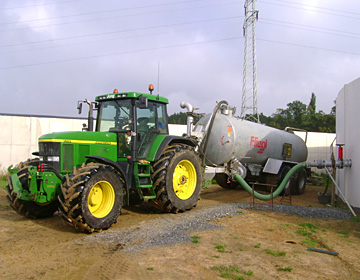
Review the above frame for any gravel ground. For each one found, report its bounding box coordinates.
[77,203,353,253]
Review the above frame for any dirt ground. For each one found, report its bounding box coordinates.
[1,184,360,280]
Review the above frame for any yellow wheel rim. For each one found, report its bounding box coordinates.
[88,181,115,218]
[172,160,197,200]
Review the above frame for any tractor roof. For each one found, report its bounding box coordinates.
[95,91,168,104]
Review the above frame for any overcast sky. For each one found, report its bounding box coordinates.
[1,0,359,119]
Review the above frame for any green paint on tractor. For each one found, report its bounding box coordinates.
[6,86,202,233]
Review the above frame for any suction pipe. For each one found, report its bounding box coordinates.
[234,162,307,201]
[234,158,352,202]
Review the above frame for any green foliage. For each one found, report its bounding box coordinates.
[299,223,316,232]
[168,112,203,125]
[277,266,292,272]
[191,236,200,243]
[265,249,286,257]
[260,93,335,133]
[0,164,8,188]
[168,112,187,124]
[254,243,261,248]
[146,267,154,271]
[210,265,245,280]
[214,243,232,253]
[351,217,360,223]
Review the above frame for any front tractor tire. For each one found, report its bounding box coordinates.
[6,159,59,219]
[58,162,124,233]
[151,144,202,213]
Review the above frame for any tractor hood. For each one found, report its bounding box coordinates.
[39,131,117,145]
[38,131,119,172]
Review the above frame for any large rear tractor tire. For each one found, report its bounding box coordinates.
[150,144,202,213]
[6,159,59,219]
[58,162,124,233]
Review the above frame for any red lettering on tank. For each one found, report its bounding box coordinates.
[250,136,268,154]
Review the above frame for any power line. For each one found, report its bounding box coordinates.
[0,20,239,55]
[261,17,360,37]
[257,37,360,56]
[0,15,243,49]
[2,35,359,71]
[260,18,360,40]
[0,37,242,70]
[270,0,360,16]
[0,0,85,11]
[258,0,360,20]
[0,1,240,32]
[0,0,206,26]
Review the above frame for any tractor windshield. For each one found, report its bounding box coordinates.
[97,99,133,132]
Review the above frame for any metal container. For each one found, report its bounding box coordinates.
[195,112,308,166]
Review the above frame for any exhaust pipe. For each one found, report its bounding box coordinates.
[180,101,194,137]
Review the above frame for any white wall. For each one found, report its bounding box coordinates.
[295,131,336,171]
[336,77,360,209]
[0,115,87,169]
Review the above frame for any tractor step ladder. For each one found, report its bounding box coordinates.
[134,161,156,199]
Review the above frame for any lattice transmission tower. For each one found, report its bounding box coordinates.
[241,0,259,123]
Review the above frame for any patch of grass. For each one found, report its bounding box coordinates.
[147,267,154,271]
[214,243,232,253]
[242,269,253,276]
[211,255,220,258]
[337,231,349,236]
[277,266,292,272]
[266,228,274,232]
[265,249,286,257]
[237,210,243,214]
[0,164,9,188]
[351,216,360,223]
[297,228,311,236]
[299,223,316,232]
[301,238,320,247]
[211,265,244,280]
[191,236,200,243]
[254,243,261,248]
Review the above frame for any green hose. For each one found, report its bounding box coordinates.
[234,162,307,201]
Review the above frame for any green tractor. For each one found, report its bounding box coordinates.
[6,85,202,233]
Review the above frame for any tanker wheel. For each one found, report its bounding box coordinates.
[214,173,239,189]
[150,144,202,213]
[6,159,59,219]
[58,162,124,233]
[292,168,307,195]
[278,165,292,195]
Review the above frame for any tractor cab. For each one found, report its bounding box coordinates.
[95,86,169,160]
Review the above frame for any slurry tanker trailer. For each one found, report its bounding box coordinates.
[181,100,308,195]
[6,86,310,233]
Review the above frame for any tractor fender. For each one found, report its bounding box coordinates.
[152,136,197,162]
[85,155,130,203]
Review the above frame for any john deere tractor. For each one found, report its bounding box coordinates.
[6,85,202,233]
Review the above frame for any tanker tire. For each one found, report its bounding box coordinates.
[6,159,59,219]
[150,144,202,213]
[292,168,307,195]
[58,162,124,233]
[215,173,239,189]
[278,165,292,195]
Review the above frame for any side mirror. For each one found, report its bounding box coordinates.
[77,102,82,114]
[139,96,148,109]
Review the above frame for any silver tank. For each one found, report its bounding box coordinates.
[194,112,308,166]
